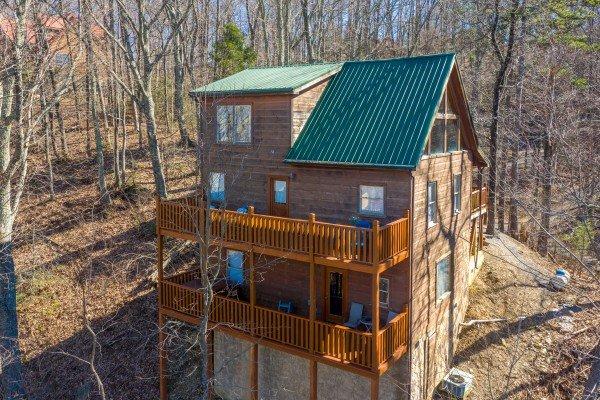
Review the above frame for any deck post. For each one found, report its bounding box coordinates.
[308,213,318,400]
[248,206,256,334]
[158,311,168,400]
[370,375,379,400]
[372,220,381,371]
[250,343,258,400]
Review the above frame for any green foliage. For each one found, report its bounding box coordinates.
[535,0,599,51]
[212,23,257,77]
[563,221,595,252]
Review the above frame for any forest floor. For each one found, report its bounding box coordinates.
[452,233,599,400]
[15,127,197,399]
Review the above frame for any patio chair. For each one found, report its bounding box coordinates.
[277,300,293,313]
[343,302,364,329]
[385,310,398,325]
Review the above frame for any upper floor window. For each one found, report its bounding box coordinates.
[359,185,384,216]
[209,172,225,202]
[453,174,462,214]
[427,90,461,155]
[379,277,390,308]
[427,181,437,228]
[216,105,251,143]
[436,255,452,301]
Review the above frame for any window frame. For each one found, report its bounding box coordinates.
[427,181,438,228]
[379,277,390,308]
[453,174,462,214]
[209,172,225,203]
[215,104,252,144]
[426,90,462,156]
[436,253,452,302]
[358,185,385,217]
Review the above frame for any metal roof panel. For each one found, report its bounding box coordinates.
[284,53,455,169]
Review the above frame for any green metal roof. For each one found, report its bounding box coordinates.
[284,53,455,169]
[190,63,342,96]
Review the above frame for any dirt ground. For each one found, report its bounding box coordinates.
[452,233,599,400]
[15,127,198,399]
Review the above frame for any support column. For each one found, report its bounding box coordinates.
[370,375,379,400]
[308,213,317,400]
[158,311,168,400]
[250,343,258,400]
[372,221,381,372]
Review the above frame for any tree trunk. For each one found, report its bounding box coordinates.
[173,20,191,146]
[140,93,168,198]
[538,70,555,256]
[49,69,68,159]
[0,240,26,400]
[509,7,526,238]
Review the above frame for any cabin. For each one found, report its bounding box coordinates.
[155,53,488,400]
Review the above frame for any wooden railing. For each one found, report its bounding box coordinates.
[160,272,408,370]
[377,309,409,364]
[470,186,488,214]
[156,196,410,266]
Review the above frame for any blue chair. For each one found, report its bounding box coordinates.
[344,302,364,329]
[277,300,292,313]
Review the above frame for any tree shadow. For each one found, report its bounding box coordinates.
[24,292,160,400]
[454,303,594,364]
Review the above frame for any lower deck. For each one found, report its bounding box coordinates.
[159,268,409,373]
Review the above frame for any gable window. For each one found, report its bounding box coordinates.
[359,185,384,216]
[209,172,225,203]
[430,119,445,154]
[447,119,460,152]
[379,277,390,308]
[436,255,452,300]
[216,105,251,143]
[227,250,245,286]
[428,90,461,155]
[427,181,437,228]
[453,174,462,214]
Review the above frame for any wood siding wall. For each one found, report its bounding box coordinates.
[410,150,474,398]
[199,81,412,225]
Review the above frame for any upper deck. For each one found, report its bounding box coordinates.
[156,194,411,273]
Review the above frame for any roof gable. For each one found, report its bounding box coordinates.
[190,63,341,97]
[284,54,458,169]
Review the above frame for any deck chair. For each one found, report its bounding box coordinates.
[343,302,364,329]
[385,310,398,325]
[277,300,292,313]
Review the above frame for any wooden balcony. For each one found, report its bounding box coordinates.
[159,269,409,372]
[156,195,410,273]
[470,186,488,216]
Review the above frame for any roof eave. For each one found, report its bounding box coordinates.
[283,158,416,170]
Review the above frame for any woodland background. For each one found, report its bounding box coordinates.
[0,0,598,398]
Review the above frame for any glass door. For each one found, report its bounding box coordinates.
[325,268,347,323]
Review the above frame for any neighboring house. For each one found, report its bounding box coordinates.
[0,13,103,70]
[155,53,488,400]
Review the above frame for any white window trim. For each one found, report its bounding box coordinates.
[359,185,385,216]
[453,174,462,214]
[427,181,437,228]
[435,253,452,303]
[216,104,252,144]
[379,277,390,308]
